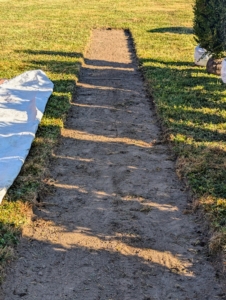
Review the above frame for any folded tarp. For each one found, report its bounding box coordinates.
[0,70,54,203]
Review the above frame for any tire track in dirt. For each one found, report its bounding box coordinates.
[1,29,225,299]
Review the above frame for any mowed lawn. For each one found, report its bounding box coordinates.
[0,0,225,276]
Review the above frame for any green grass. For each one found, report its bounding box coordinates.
[0,0,225,272]
[0,201,30,280]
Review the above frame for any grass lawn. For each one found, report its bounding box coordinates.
[0,0,225,278]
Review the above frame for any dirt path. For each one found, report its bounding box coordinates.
[1,29,225,300]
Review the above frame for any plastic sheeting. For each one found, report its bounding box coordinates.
[0,70,54,203]
[221,59,226,83]
[194,45,211,67]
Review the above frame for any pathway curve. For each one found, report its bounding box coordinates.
[1,29,224,300]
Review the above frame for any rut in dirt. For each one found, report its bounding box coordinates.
[1,29,224,300]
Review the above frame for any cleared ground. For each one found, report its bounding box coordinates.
[0,0,225,277]
[1,29,224,300]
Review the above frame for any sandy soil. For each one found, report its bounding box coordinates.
[1,29,225,300]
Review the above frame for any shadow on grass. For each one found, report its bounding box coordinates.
[0,50,84,273]
[1,49,211,297]
[6,50,83,201]
[16,49,83,58]
[1,31,225,298]
[148,27,193,34]
[140,57,226,199]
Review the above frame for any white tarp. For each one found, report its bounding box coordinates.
[194,45,211,67]
[0,70,54,203]
[221,58,226,83]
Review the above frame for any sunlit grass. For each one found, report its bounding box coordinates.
[0,0,225,274]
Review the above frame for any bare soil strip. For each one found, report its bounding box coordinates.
[1,30,224,299]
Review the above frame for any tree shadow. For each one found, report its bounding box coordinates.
[140,57,226,139]
[16,49,83,58]
[1,34,224,299]
[148,27,193,35]
[140,57,226,199]
[5,50,83,199]
[2,127,219,298]
[84,58,134,69]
